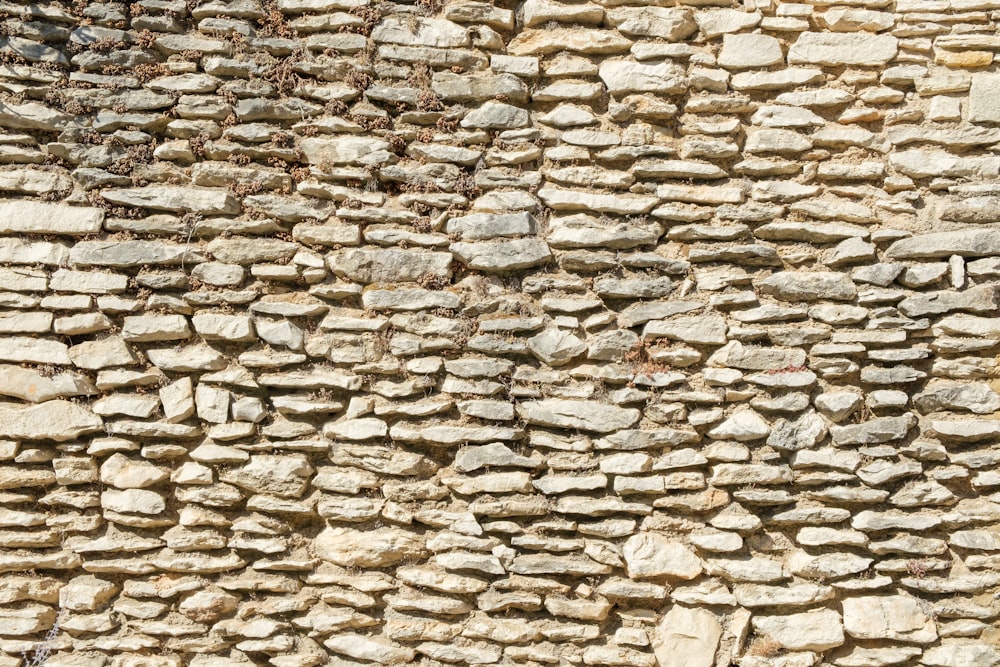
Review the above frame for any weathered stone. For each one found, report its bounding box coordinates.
[101,187,239,215]
[100,454,167,490]
[650,606,721,667]
[328,248,452,284]
[599,60,686,95]
[842,595,938,643]
[751,609,845,651]
[508,28,632,55]
[606,7,696,40]
[450,239,552,271]
[719,34,783,69]
[969,74,1000,125]
[299,136,391,165]
[518,400,640,433]
[921,641,1000,667]
[219,455,313,498]
[644,316,727,346]
[887,230,1000,259]
[0,365,95,403]
[372,16,469,48]
[758,271,857,302]
[788,32,898,66]
[0,400,102,442]
[314,526,427,567]
[623,533,703,580]
[0,200,102,235]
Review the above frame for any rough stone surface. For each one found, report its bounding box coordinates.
[0,3,994,666]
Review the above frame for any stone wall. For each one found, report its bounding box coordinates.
[0,0,999,665]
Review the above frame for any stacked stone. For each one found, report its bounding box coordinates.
[1,0,1000,665]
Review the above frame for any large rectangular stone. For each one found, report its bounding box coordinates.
[101,186,240,215]
[69,241,205,267]
[970,74,1000,124]
[0,200,103,235]
[788,33,898,67]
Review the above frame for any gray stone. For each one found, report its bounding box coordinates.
[886,230,1000,259]
[461,101,529,129]
[70,241,204,267]
[644,315,727,346]
[101,187,239,215]
[299,136,391,165]
[328,248,452,284]
[758,271,857,302]
[767,410,828,451]
[831,414,917,445]
[450,239,552,271]
[915,381,1000,415]
[518,399,640,433]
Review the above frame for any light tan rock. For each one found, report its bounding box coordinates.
[842,595,937,643]
[0,200,102,235]
[100,453,168,489]
[0,400,102,441]
[751,609,845,651]
[517,399,640,433]
[650,606,721,667]
[0,365,95,402]
[315,526,427,567]
[788,32,898,66]
[508,28,632,55]
[623,533,703,580]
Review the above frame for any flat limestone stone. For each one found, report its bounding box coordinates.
[0,200,103,235]
[886,229,1000,259]
[507,28,633,55]
[314,526,427,567]
[623,532,703,580]
[842,595,938,643]
[598,60,686,95]
[718,34,783,69]
[606,7,696,40]
[299,136,390,164]
[758,271,857,301]
[371,16,469,48]
[101,186,240,215]
[0,400,102,441]
[788,32,898,66]
[325,634,416,665]
[752,609,845,651]
[450,239,552,271]
[0,365,96,402]
[650,606,721,667]
[0,336,72,364]
[921,640,1000,667]
[328,248,452,283]
[70,241,205,267]
[518,399,640,433]
[970,74,1000,124]
[0,100,76,130]
[538,187,659,214]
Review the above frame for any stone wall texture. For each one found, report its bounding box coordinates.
[1,0,1000,665]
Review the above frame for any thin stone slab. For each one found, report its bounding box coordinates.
[0,200,103,235]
